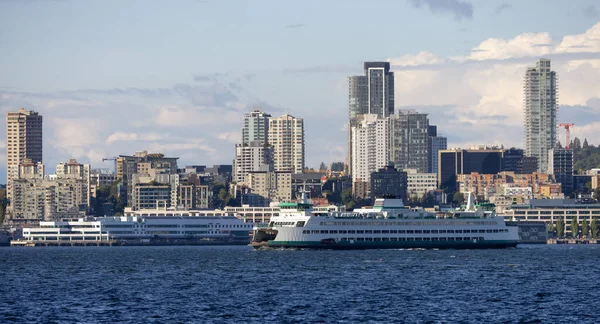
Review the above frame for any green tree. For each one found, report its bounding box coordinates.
[571,220,579,238]
[547,222,554,236]
[341,189,353,206]
[421,193,435,208]
[556,218,565,238]
[583,138,589,149]
[330,162,345,172]
[572,137,581,150]
[591,219,598,239]
[453,192,465,205]
[581,219,590,238]
[319,162,327,172]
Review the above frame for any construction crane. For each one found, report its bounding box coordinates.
[102,156,119,172]
[558,123,574,149]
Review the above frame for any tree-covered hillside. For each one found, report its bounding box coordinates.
[571,137,600,173]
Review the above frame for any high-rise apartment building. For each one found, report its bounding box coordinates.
[348,62,395,118]
[389,110,430,173]
[524,58,557,173]
[242,110,270,145]
[9,160,90,223]
[268,114,304,174]
[233,141,274,183]
[347,62,395,176]
[5,108,43,209]
[350,114,390,184]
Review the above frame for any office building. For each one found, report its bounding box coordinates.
[524,58,558,173]
[503,199,600,237]
[429,136,447,174]
[406,169,437,199]
[116,151,179,206]
[243,171,292,205]
[130,173,179,211]
[370,164,407,201]
[438,147,504,194]
[548,148,573,195]
[242,110,270,145]
[291,173,325,199]
[233,141,274,183]
[268,114,305,174]
[5,108,43,210]
[428,125,447,173]
[502,148,539,174]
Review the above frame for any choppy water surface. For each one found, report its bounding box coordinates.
[0,245,599,323]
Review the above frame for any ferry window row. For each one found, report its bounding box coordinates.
[303,229,508,234]
[338,237,485,242]
[318,220,498,226]
[269,221,305,227]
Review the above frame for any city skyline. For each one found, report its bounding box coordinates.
[1,1,600,181]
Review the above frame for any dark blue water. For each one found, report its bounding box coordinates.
[0,245,598,323]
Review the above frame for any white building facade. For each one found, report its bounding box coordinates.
[350,114,389,184]
[268,114,305,174]
[405,169,438,199]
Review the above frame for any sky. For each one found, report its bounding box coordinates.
[1,0,599,181]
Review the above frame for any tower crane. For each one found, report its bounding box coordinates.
[102,156,119,172]
[558,123,574,149]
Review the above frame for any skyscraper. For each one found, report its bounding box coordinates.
[242,110,270,145]
[348,62,395,119]
[6,108,43,209]
[389,110,430,173]
[268,114,305,174]
[524,58,558,173]
[347,61,395,176]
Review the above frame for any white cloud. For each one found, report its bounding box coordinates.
[466,32,553,61]
[389,51,444,67]
[106,131,164,144]
[217,132,242,144]
[555,22,600,53]
[388,22,600,149]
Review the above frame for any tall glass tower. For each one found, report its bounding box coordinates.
[524,58,558,173]
[348,62,395,119]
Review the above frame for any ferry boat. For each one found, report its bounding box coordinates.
[17,216,253,246]
[251,194,519,249]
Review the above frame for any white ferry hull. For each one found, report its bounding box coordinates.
[265,239,518,249]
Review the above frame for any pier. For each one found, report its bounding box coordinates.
[547,238,599,244]
[10,239,121,247]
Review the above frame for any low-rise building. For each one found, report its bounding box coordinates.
[243,171,292,206]
[406,169,437,199]
[370,164,407,200]
[457,171,561,200]
[501,199,600,237]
